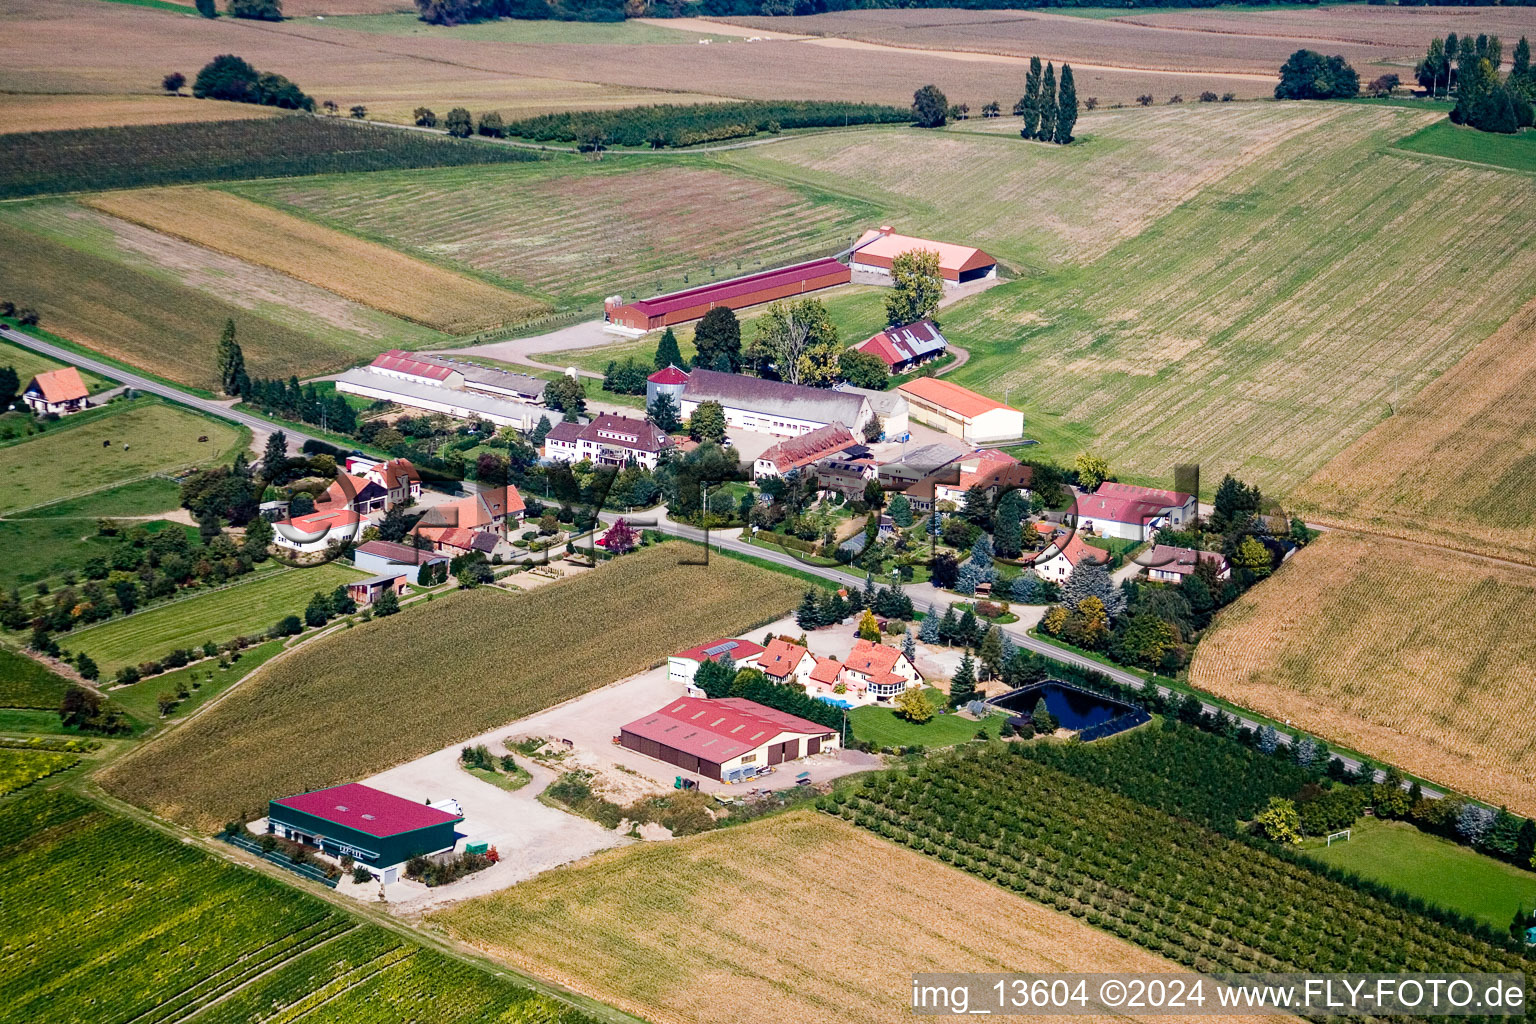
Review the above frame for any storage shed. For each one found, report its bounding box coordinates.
[268,782,462,884]
[618,697,838,781]
[604,258,851,332]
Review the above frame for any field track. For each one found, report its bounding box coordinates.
[436,810,1267,1024]
[84,189,547,334]
[1190,532,1536,817]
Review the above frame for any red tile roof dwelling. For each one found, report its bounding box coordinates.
[22,366,90,416]
[897,377,1024,444]
[931,448,1032,506]
[273,509,363,553]
[412,485,524,550]
[1077,482,1197,542]
[850,227,997,284]
[668,637,766,687]
[618,696,839,782]
[604,258,851,332]
[752,422,859,479]
[757,637,814,685]
[807,638,923,706]
[1033,529,1110,581]
[319,474,390,516]
[1141,544,1231,584]
[856,319,948,373]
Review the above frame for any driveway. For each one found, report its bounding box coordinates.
[427,319,614,377]
[362,744,625,913]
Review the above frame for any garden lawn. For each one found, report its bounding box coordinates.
[101,542,805,830]
[0,649,72,710]
[0,340,109,393]
[66,563,363,675]
[0,518,190,595]
[849,689,1002,748]
[0,401,242,514]
[12,476,181,519]
[1305,818,1536,931]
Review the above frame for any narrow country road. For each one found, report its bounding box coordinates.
[0,325,316,453]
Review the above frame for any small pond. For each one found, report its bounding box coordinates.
[988,682,1136,732]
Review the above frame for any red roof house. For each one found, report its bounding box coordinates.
[22,366,91,415]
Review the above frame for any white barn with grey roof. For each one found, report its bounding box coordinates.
[679,368,873,438]
[334,368,544,429]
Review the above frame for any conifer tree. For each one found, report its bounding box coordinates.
[216,319,247,397]
[1038,63,1057,142]
[902,630,918,663]
[919,606,941,643]
[1019,56,1042,138]
[654,327,685,371]
[795,588,822,630]
[993,489,1026,557]
[531,415,552,448]
[956,607,979,648]
[979,624,1004,679]
[889,492,914,528]
[1055,64,1078,144]
[938,606,959,644]
[949,653,977,708]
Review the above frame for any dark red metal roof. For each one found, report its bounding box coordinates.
[369,350,454,382]
[648,366,690,385]
[620,259,846,317]
[272,782,461,838]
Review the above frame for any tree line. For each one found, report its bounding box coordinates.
[1419,33,1536,133]
[494,100,912,148]
[1016,58,1079,144]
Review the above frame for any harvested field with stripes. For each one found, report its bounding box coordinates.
[1295,295,1536,566]
[437,810,1267,1024]
[726,102,1341,270]
[1190,533,1536,817]
[927,104,1536,495]
[0,94,277,134]
[237,161,872,305]
[85,188,547,334]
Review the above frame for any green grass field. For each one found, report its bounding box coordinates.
[0,790,605,1024]
[0,400,242,515]
[312,13,737,43]
[1306,818,1536,930]
[0,648,72,710]
[234,159,875,307]
[0,339,109,393]
[12,475,181,519]
[1394,122,1536,175]
[849,689,1003,747]
[65,562,362,674]
[102,543,806,830]
[1,479,186,593]
[106,637,287,725]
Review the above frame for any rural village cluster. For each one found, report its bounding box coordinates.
[5,8,1536,1020]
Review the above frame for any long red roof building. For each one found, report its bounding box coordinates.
[605,258,850,331]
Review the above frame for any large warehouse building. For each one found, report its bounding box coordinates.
[850,227,997,284]
[604,257,851,332]
[680,368,873,438]
[618,697,839,783]
[897,377,1023,444]
[267,782,462,884]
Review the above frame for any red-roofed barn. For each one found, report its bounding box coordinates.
[604,258,851,332]
[618,697,838,782]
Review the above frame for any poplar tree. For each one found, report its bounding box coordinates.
[1019,56,1042,139]
[216,319,247,397]
[1055,64,1078,144]
[1038,63,1058,142]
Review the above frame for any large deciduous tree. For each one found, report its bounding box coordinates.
[884,249,944,329]
[1275,50,1359,100]
[693,307,741,373]
[753,299,839,386]
[912,84,948,128]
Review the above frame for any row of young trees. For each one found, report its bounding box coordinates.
[1016,58,1079,144]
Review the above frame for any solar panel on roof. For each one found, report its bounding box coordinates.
[702,641,739,657]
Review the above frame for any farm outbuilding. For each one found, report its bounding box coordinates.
[267,782,462,884]
[896,377,1023,444]
[604,258,851,332]
[352,539,446,578]
[850,227,996,284]
[618,697,838,782]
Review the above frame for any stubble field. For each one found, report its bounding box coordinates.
[436,809,1265,1024]
[0,211,445,390]
[84,188,548,334]
[1294,295,1536,565]
[927,104,1536,495]
[1189,532,1536,817]
[0,94,277,134]
[725,102,1341,270]
[100,543,806,831]
[237,161,873,305]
